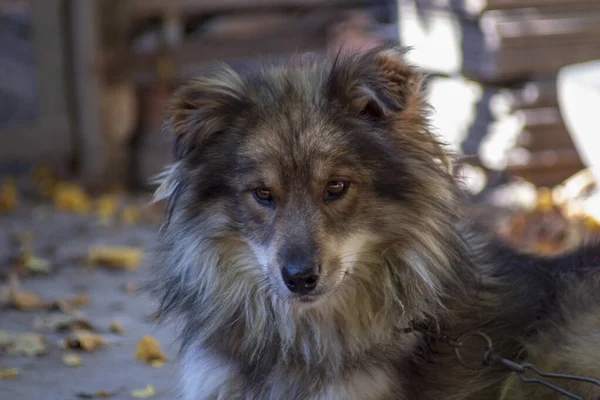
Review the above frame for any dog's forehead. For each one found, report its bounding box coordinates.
[237,109,356,178]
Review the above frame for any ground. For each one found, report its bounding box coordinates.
[0,190,179,400]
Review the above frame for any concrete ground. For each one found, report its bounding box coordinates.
[0,200,180,400]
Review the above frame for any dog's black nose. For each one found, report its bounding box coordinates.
[281,264,319,294]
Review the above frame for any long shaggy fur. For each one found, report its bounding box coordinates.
[148,45,600,399]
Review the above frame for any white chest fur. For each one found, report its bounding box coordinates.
[179,347,403,400]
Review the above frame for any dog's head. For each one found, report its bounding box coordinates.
[156,47,463,314]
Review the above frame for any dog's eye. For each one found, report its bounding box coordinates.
[253,188,274,206]
[325,181,349,201]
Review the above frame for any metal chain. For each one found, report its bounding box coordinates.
[405,322,600,400]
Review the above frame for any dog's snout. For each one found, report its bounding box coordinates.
[281,263,320,294]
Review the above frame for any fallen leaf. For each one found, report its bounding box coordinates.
[0,367,18,379]
[0,179,19,214]
[53,182,92,214]
[150,360,165,368]
[22,254,52,273]
[96,194,120,225]
[65,330,107,352]
[8,275,46,311]
[5,332,47,356]
[131,385,156,398]
[54,294,90,313]
[62,352,82,367]
[33,312,95,332]
[76,391,115,398]
[135,336,167,365]
[88,246,143,270]
[109,321,125,335]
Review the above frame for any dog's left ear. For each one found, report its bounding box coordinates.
[328,47,426,122]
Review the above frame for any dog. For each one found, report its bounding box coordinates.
[148,45,600,399]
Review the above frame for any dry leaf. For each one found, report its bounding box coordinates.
[65,330,107,352]
[22,254,51,273]
[96,194,120,224]
[108,321,125,335]
[8,275,46,311]
[76,391,115,398]
[6,333,47,356]
[62,352,82,367]
[131,385,156,398]
[54,294,90,313]
[0,367,18,379]
[53,182,92,214]
[135,336,167,365]
[88,246,143,270]
[33,313,95,332]
[0,179,19,214]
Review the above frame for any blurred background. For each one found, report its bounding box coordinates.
[1,0,599,399]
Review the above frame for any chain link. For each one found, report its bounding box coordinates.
[406,321,600,400]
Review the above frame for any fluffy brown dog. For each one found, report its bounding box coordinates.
[149,46,600,399]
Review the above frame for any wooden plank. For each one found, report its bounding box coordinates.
[489,79,557,117]
[506,149,584,187]
[124,30,327,85]
[481,8,600,48]
[470,0,600,13]
[398,3,600,82]
[70,0,106,183]
[130,0,363,19]
[419,0,600,16]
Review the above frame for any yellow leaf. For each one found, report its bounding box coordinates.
[65,330,107,352]
[88,246,143,271]
[54,294,90,313]
[8,275,46,311]
[131,385,156,398]
[0,179,18,214]
[108,321,125,335]
[96,194,120,224]
[7,333,48,356]
[53,182,92,214]
[62,353,82,367]
[135,336,167,365]
[0,367,18,379]
[23,254,51,273]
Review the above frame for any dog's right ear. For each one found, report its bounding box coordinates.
[165,67,245,160]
